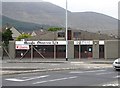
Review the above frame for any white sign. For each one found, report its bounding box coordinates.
[16,41,54,45]
[16,41,24,45]
[55,41,66,45]
[35,41,54,45]
[16,41,66,45]
[74,41,80,45]
[81,41,93,45]
[16,45,29,50]
[99,41,104,45]
[74,41,93,45]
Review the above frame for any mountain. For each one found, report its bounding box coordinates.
[68,12,118,35]
[2,2,118,35]
[1,15,52,32]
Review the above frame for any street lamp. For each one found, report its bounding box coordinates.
[65,0,68,61]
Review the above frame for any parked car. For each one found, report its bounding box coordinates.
[113,58,120,70]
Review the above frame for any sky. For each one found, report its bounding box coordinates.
[1,0,120,19]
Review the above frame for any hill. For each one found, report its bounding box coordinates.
[2,15,52,32]
[2,2,118,35]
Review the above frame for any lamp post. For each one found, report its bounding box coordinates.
[79,32,81,59]
[65,0,68,61]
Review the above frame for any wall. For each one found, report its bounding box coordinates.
[68,40,74,59]
[9,41,15,59]
[93,40,99,59]
[105,40,118,59]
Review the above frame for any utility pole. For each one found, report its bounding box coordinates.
[66,0,68,61]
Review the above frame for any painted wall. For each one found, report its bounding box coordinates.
[105,40,118,59]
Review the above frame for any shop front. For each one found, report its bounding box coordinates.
[15,41,66,59]
[15,40,105,59]
[74,41,93,59]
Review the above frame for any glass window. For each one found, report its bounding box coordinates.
[58,32,65,37]
[73,32,81,38]
[57,46,66,52]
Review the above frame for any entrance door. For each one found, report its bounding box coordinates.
[56,45,66,58]
[99,45,104,58]
[74,45,79,58]
[33,45,54,58]
[81,45,92,58]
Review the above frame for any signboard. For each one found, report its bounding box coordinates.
[16,41,66,45]
[16,41,54,45]
[16,40,105,45]
[55,41,66,45]
[16,45,29,50]
[74,41,80,45]
[81,41,93,45]
[74,41,93,45]
[99,41,104,45]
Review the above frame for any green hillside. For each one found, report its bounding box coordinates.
[2,15,50,32]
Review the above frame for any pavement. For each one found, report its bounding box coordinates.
[1,58,115,75]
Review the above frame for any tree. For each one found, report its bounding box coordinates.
[16,33,31,41]
[48,27,63,32]
[48,27,63,40]
[2,28,13,46]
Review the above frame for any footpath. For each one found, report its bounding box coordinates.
[1,58,114,75]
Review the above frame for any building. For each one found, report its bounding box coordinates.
[10,27,21,40]
[8,29,119,59]
[2,25,21,40]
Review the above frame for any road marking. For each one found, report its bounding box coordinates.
[103,83,119,86]
[114,75,120,78]
[70,70,106,74]
[5,75,49,82]
[70,62,84,64]
[33,76,77,85]
[96,72,115,75]
[50,64,60,66]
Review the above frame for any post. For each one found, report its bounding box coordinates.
[79,41,80,59]
[54,32,56,59]
[66,0,68,61]
[79,32,81,59]
[31,42,33,60]
[54,42,56,59]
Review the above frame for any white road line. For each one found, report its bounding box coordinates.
[70,62,84,64]
[5,75,49,82]
[70,70,106,74]
[50,64,60,66]
[103,84,119,86]
[114,75,120,78]
[33,76,77,85]
[96,72,115,75]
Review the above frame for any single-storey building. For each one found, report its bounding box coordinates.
[8,29,119,59]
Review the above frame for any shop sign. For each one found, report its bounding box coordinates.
[55,41,66,45]
[74,41,93,45]
[16,45,29,50]
[81,41,93,45]
[16,41,24,45]
[16,41,67,45]
[99,41,104,45]
[36,41,54,45]
[24,41,36,45]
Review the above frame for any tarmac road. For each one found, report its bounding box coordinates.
[2,67,119,86]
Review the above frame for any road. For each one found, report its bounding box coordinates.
[2,68,119,86]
